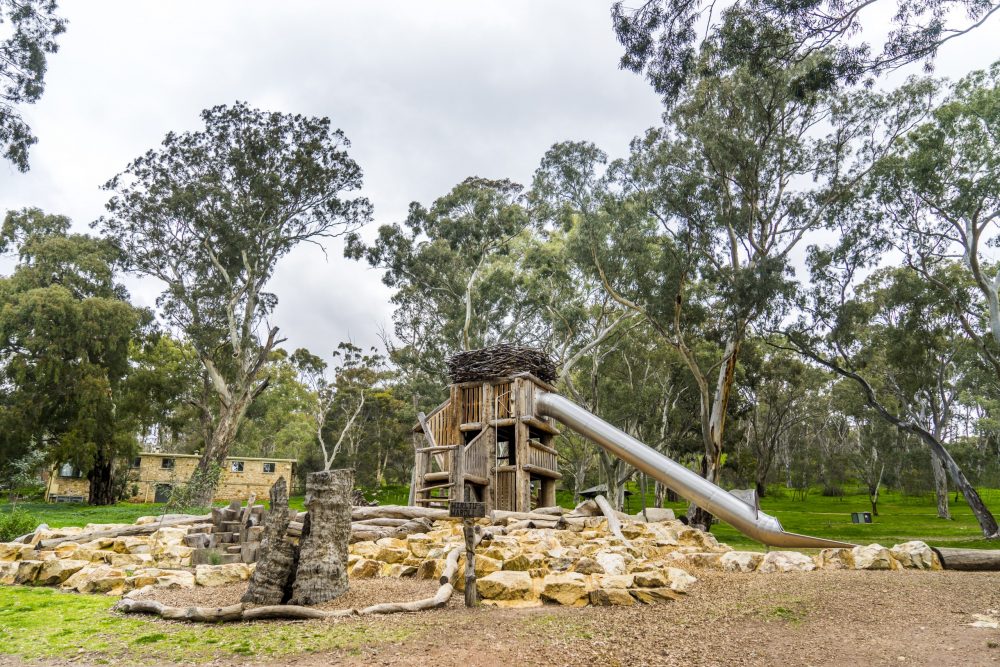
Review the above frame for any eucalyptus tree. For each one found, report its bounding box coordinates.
[612,0,998,104]
[100,102,372,503]
[0,209,148,504]
[576,45,927,527]
[0,0,66,171]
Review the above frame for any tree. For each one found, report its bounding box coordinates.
[100,102,372,504]
[612,0,999,104]
[0,208,148,504]
[0,0,66,171]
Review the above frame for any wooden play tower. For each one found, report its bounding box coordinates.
[410,372,562,513]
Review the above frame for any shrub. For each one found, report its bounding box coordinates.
[0,509,38,542]
[821,485,845,497]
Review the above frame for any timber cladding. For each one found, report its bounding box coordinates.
[44,453,296,503]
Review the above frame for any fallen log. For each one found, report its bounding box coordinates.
[531,506,568,516]
[490,510,565,525]
[35,514,212,549]
[933,547,1000,571]
[594,494,630,544]
[350,505,449,522]
[506,519,560,531]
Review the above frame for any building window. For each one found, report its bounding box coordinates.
[161,458,175,470]
[263,462,275,474]
[131,457,142,469]
[58,463,79,478]
[230,461,244,473]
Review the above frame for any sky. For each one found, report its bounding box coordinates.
[0,1,996,359]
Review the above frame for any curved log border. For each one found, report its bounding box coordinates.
[113,546,463,622]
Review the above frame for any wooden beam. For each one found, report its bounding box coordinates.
[522,415,560,436]
[934,547,1000,571]
[522,464,563,480]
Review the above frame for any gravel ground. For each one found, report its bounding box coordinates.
[8,570,1000,666]
[134,577,440,610]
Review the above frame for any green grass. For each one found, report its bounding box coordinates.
[0,586,412,663]
[0,502,171,529]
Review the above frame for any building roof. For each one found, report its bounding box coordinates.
[579,484,632,498]
[138,452,297,463]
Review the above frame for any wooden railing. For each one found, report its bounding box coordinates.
[461,385,482,424]
[463,430,491,480]
[494,381,513,419]
[426,402,451,449]
[527,441,557,471]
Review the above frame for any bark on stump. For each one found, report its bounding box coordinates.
[242,477,296,605]
[290,469,353,606]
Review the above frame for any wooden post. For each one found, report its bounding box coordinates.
[463,518,477,607]
[514,379,532,512]
[482,381,495,513]
[449,385,464,504]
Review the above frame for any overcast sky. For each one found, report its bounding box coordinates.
[0,1,996,359]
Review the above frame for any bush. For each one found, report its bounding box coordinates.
[0,509,38,542]
[821,484,845,497]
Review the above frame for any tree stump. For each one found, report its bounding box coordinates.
[290,469,353,605]
[242,477,296,605]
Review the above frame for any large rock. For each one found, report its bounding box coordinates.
[852,544,898,570]
[632,508,675,523]
[195,563,252,587]
[815,548,854,570]
[631,587,680,604]
[0,542,34,561]
[155,571,196,589]
[503,552,547,572]
[720,551,762,573]
[35,559,89,585]
[415,558,444,580]
[63,565,126,594]
[349,558,381,579]
[757,551,816,573]
[109,553,154,569]
[540,572,589,606]
[589,587,635,606]
[890,541,939,570]
[126,568,168,588]
[598,574,635,589]
[666,567,697,593]
[593,551,627,576]
[570,556,605,575]
[13,560,43,585]
[476,570,534,601]
[373,545,410,564]
[406,534,434,559]
[0,561,18,584]
[633,569,671,588]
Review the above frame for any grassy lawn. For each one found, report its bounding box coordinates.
[0,586,411,663]
[5,486,999,551]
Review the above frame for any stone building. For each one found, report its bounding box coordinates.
[44,452,296,503]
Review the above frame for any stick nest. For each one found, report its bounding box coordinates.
[447,344,558,384]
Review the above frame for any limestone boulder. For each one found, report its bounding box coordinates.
[503,552,547,572]
[53,543,80,559]
[405,534,434,559]
[382,563,418,578]
[195,563,252,587]
[155,571,196,589]
[63,565,126,594]
[0,542,34,561]
[589,587,635,606]
[633,508,675,523]
[349,558,381,579]
[110,553,154,569]
[126,568,167,588]
[570,556,605,575]
[633,569,671,588]
[35,559,88,585]
[540,572,590,606]
[13,560,43,585]
[598,574,635,589]
[720,551,762,573]
[890,541,940,570]
[351,541,380,559]
[473,555,503,577]
[852,544,898,570]
[593,551,627,576]
[666,567,698,593]
[757,551,816,573]
[631,587,680,604]
[815,548,854,570]
[477,570,534,601]
[415,559,444,580]
[0,561,18,584]
[373,545,410,564]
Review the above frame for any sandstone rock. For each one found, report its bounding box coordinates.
[540,572,589,606]
[53,543,80,559]
[598,574,635,589]
[480,599,544,609]
[0,561,18,584]
[571,557,605,575]
[0,542,34,561]
[757,551,816,573]
[415,559,444,580]
[13,560,43,585]
[720,551,763,573]
[666,567,698,593]
[126,568,167,588]
[852,544,898,570]
[110,553,154,569]
[35,559,88,585]
[474,555,503,577]
[589,587,634,606]
[382,563,418,578]
[890,541,939,570]
[150,527,188,544]
[375,537,409,550]
[633,569,671,588]
[815,548,854,570]
[594,551,627,576]
[477,570,534,601]
[63,565,126,594]
[351,541,380,559]
[373,545,410,564]
[666,551,723,569]
[195,563,252,587]
[631,587,680,604]
[349,558,381,579]
[503,552,547,572]
[406,534,434,558]
[155,571,196,589]
[633,508,675,523]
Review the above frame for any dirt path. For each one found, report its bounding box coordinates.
[6,570,999,666]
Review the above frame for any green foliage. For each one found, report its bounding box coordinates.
[0,508,36,541]
[0,0,67,171]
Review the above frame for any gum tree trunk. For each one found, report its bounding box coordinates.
[242,477,296,605]
[931,449,951,520]
[290,469,353,605]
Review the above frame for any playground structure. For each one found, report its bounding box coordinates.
[411,347,853,549]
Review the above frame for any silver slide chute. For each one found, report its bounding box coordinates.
[534,391,853,549]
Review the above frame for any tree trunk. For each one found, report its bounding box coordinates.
[290,469,353,605]
[243,477,296,605]
[930,449,951,520]
[755,478,767,499]
[87,451,116,506]
[191,394,253,506]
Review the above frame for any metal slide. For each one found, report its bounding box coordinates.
[534,391,853,549]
